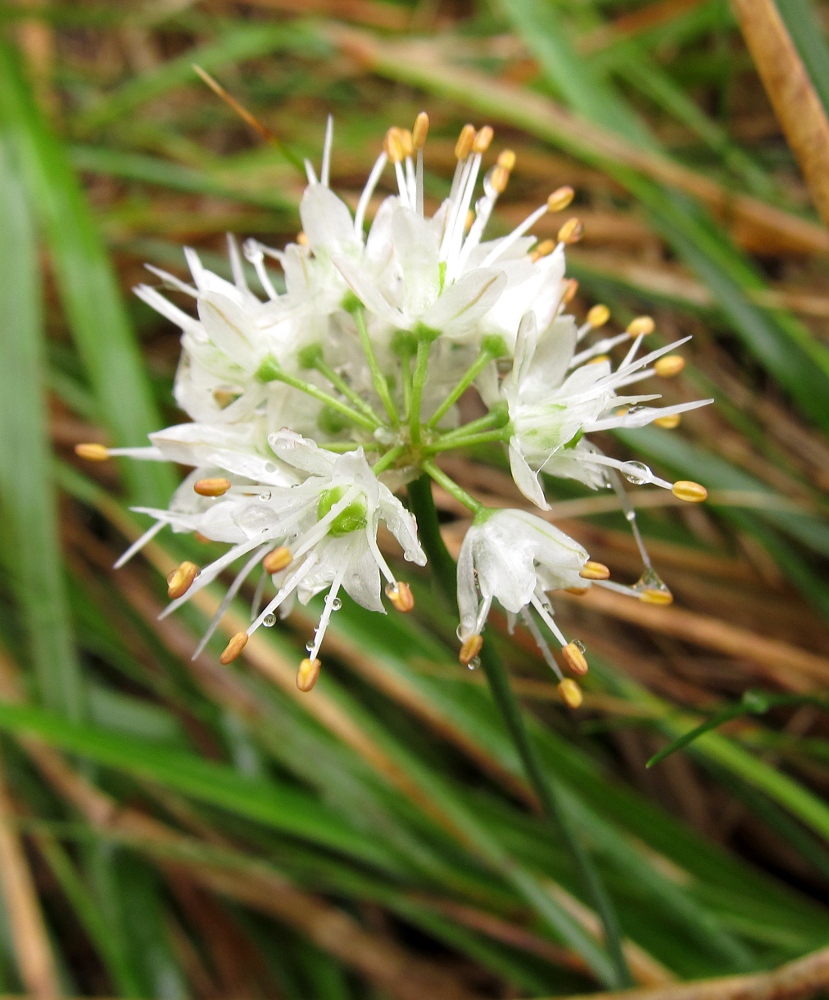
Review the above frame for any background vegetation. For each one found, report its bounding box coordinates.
[2,0,829,997]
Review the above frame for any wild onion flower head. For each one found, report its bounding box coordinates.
[78,113,711,700]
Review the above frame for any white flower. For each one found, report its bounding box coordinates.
[457,508,588,674]
[502,313,712,508]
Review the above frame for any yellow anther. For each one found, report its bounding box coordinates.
[384,127,405,164]
[530,239,555,263]
[562,278,579,304]
[220,631,248,665]
[399,128,414,159]
[412,111,429,149]
[557,217,584,245]
[547,185,575,213]
[558,678,584,708]
[459,634,483,665]
[654,413,681,429]
[465,208,474,232]
[75,442,110,461]
[296,657,321,692]
[561,641,589,676]
[472,125,494,154]
[587,304,610,328]
[640,588,674,605]
[454,123,476,160]
[626,315,655,337]
[672,480,708,503]
[193,532,211,544]
[497,149,516,171]
[263,546,293,574]
[296,231,309,246]
[654,355,686,378]
[565,587,589,596]
[580,561,610,581]
[213,389,237,409]
[167,561,199,600]
[194,477,231,497]
[586,354,609,365]
[489,165,510,194]
[385,581,414,613]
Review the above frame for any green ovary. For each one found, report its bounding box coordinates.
[317,486,367,536]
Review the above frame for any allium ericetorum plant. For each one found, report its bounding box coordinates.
[78,113,711,704]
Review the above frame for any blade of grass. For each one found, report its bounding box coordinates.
[0,135,84,719]
[0,39,173,506]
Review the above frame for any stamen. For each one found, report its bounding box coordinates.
[654,355,685,378]
[355,152,388,234]
[654,413,681,429]
[558,678,583,708]
[167,561,199,600]
[530,239,555,263]
[454,123,475,160]
[297,657,321,692]
[263,546,292,574]
[587,304,610,328]
[557,217,584,245]
[220,631,248,665]
[671,480,708,503]
[562,279,579,304]
[320,114,333,188]
[472,125,493,153]
[580,561,610,580]
[520,608,562,679]
[75,443,109,461]
[192,545,269,659]
[547,186,575,212]
[113,519,166,569]
[561,640,588,675]
[194,477,231,497]
[459,634,483,665]
[144,264,197,298]
[385,581,414,612]
[243,240,280,300]
[627,316,655,337]
[412,112,429,149]
[296,231,309,247]
[399,128,414,159]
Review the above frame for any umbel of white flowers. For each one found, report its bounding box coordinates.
[77,113,711,705]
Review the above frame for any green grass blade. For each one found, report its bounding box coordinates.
[0,40,173,506]
[0,136,84,718]
[775,0,829,116]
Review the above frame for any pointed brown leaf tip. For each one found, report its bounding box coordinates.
[194,477,231,497]
[220,631,248,665]
[167,561,199,599]
[296,657,321,692]
[459,634,483,665]
[75,442,110,461]
[558,678,583,708]
[263,546,293,574]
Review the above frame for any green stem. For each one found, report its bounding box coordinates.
[353,307,399,426]
[406,476,632,990]
[423,428,510,455]
[426,347,494,429]
[436,409,507,444]
[408,336,433,446]
[372,445,406,475]
[258,363,378,432]
[312,358,384,426]
[420,460,483,514]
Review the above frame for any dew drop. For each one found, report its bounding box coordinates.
[573,638,586,653]
[622,461,651,486]
[385,582,400,599]
[262,613,276,628]
[258,489,273,501]
[305,641,315,652]
[331,597,342,611]
[467,656,481,671]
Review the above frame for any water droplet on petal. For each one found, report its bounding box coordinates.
[331,597,342,611]
[259,490,273,501]
[621,461,651,486]
[263,613,276,627]
[305,640,315,652]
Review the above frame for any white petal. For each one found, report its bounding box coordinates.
[333,254,403,326]
[300,185,360,258]
[267,429,337,477]
[509,440,550,510]
[422,269,506,336]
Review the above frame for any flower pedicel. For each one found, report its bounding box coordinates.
[78,114,711,698]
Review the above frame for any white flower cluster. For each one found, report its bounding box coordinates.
[79,114,711,703]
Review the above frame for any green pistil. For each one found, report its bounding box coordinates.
[317,485,367,536]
